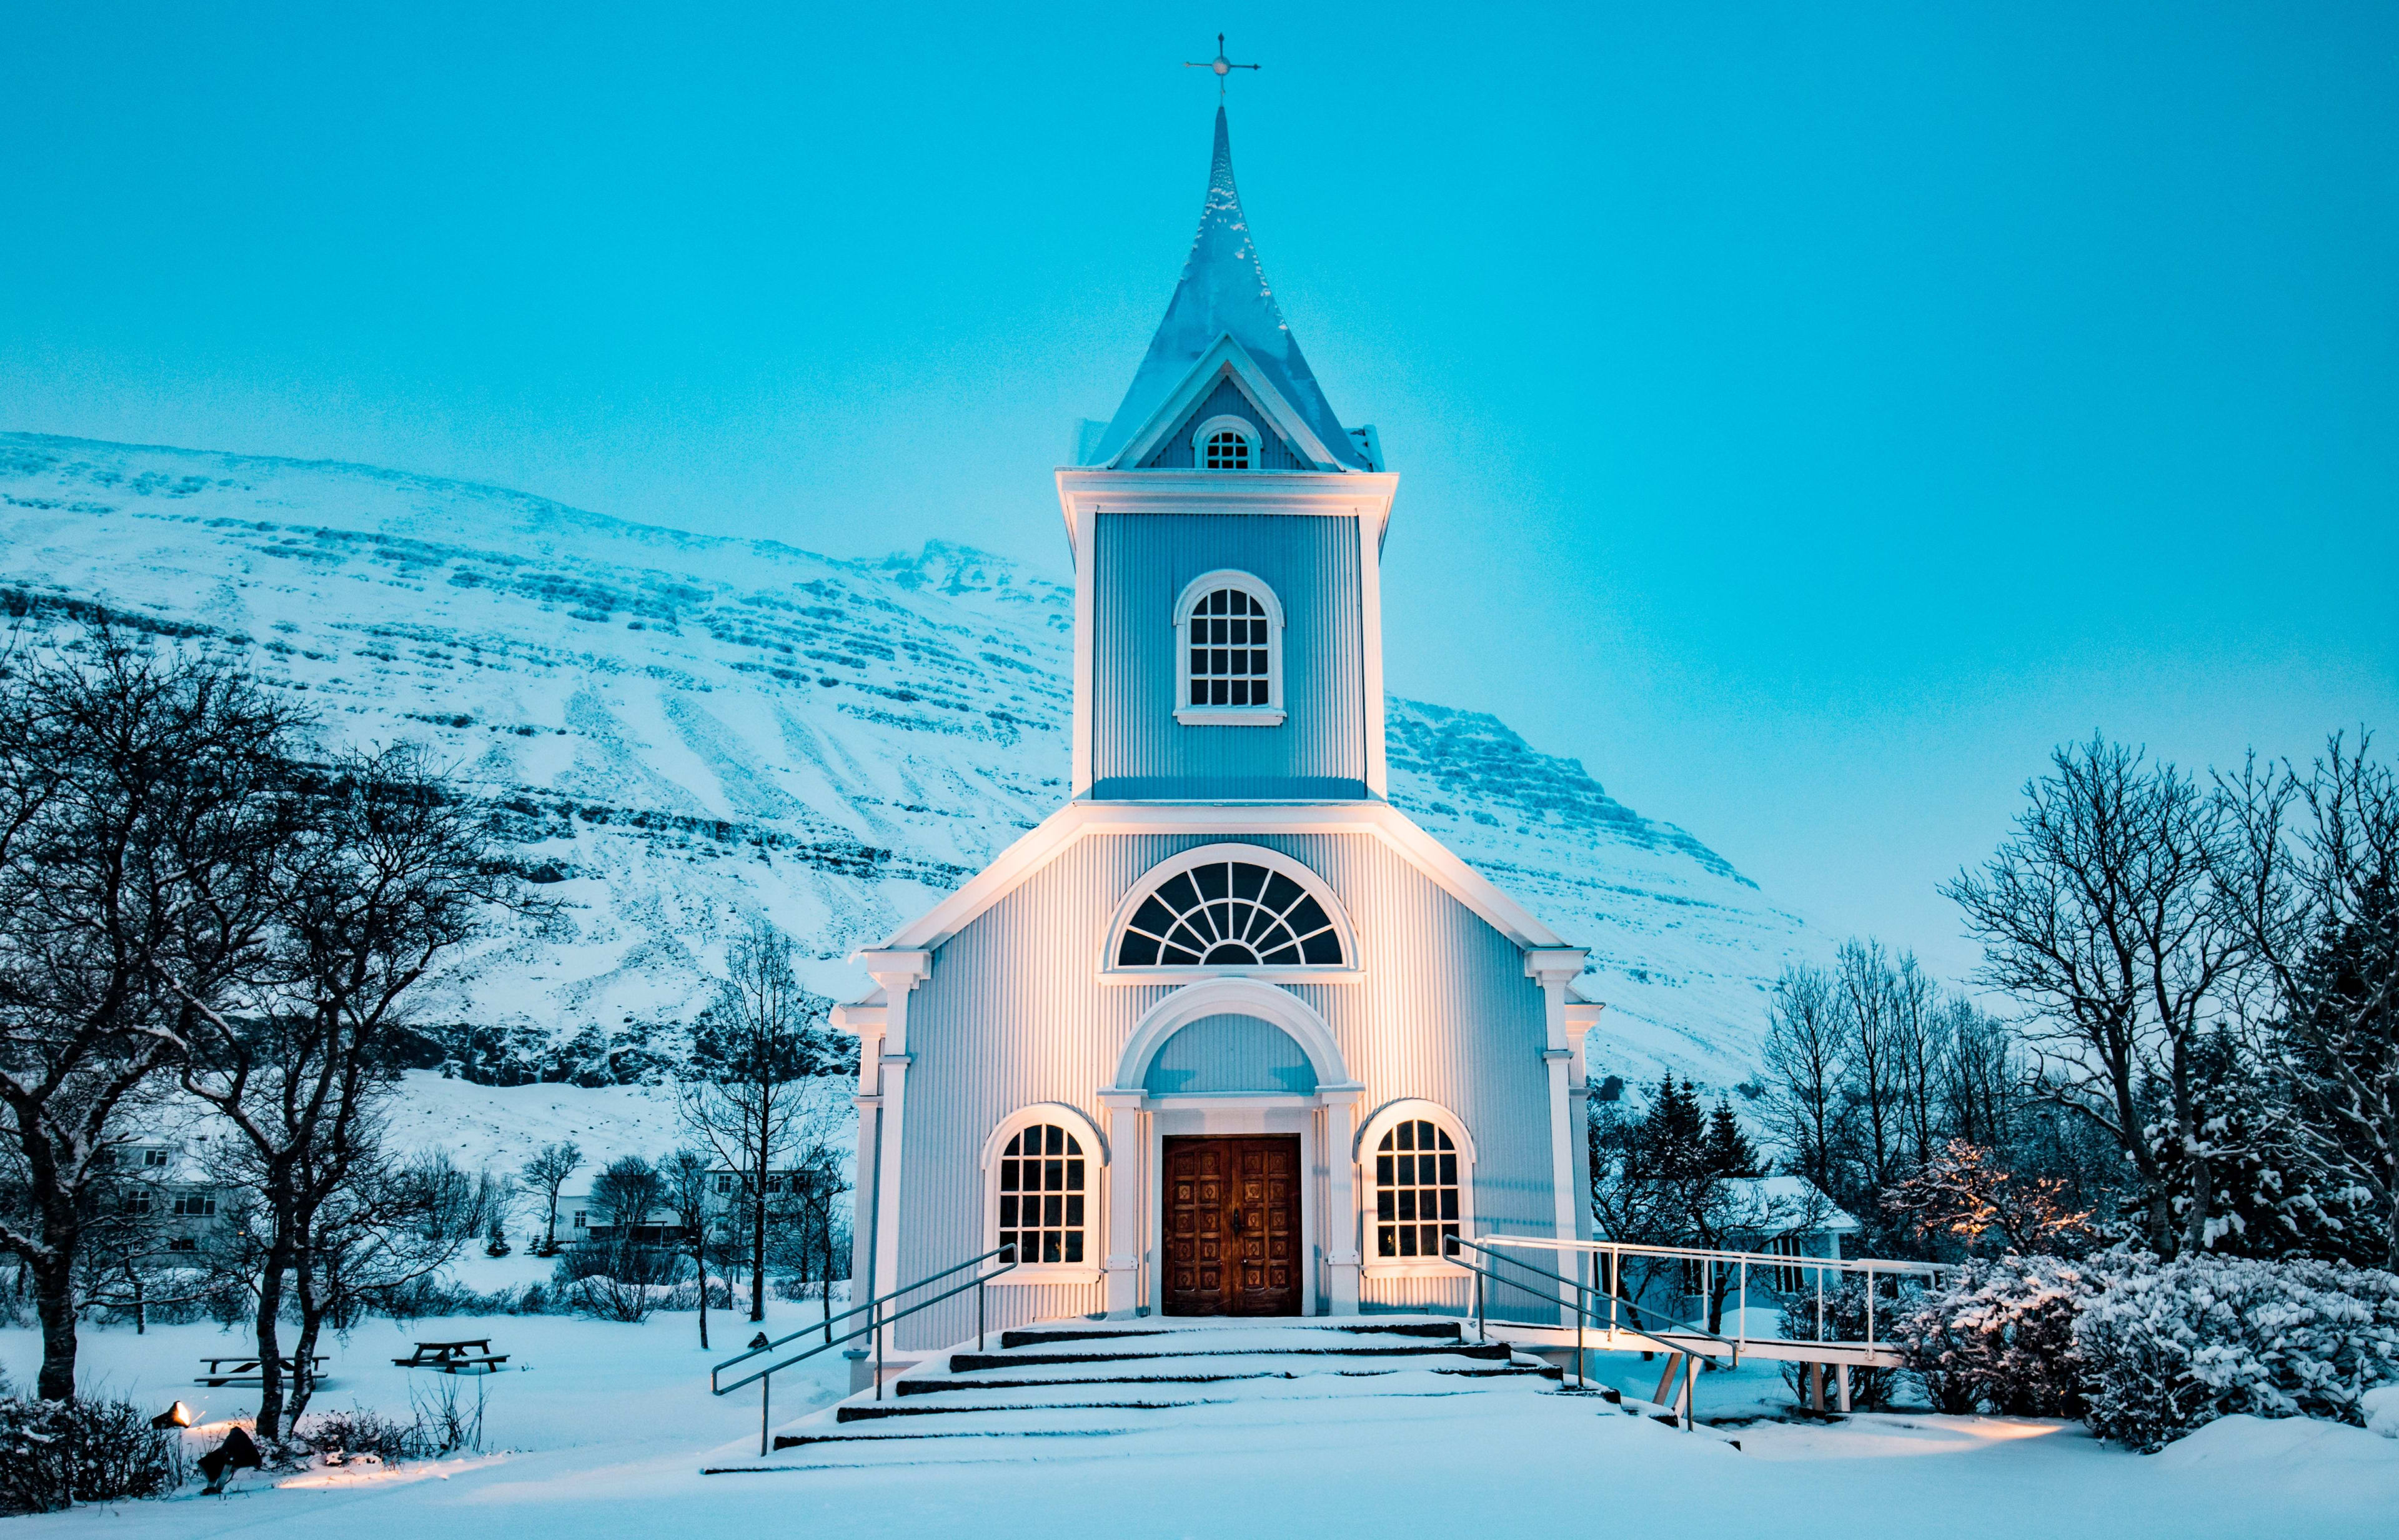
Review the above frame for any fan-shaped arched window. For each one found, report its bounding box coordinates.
[1173,571,1284,727]
[1114,855,1345,968]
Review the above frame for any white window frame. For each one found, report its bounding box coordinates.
[1191,414,1259,470]
[1173,570,1286,727]
[981,1103,1108,1286]
[1100,843,1363,983]
[1355,1099,1477,1279]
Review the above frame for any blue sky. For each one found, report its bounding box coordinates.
[4,3,2393,981]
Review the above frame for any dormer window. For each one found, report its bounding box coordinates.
[1173,571,1286,727]
[1191,415,1259,471]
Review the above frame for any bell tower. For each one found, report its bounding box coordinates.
[1056,108,1401,804]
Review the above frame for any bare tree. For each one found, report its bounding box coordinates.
[520,1141,580,1256]
[1834,938,1908,1197]
[169,745,517,1441]
[1760,963,1846,1200]
[1942,735,2251,1256]
[661,1148,718,1348]
[0,631,297,1399]
[2223,733,2399,1266]
[678,919,821,1322]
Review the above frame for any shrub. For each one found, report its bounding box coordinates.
[0,1395,187,1513]
[2077,1254,2399,1451]
[292,1407,415,1463]
[1890,1254,2103,1416]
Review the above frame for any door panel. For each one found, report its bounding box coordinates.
[1162,1135,1300,1317]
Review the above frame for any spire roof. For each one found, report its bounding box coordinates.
[1090,107,1367,470]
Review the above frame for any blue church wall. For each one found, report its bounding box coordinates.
[1138,374,1308,469]
[888,829,1556,1346]
[1142,1014,1319,1095]
[1090,512,1368,801]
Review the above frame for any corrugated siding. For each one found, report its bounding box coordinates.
[1143,1015,1318,1095]
[1090,514,1366,800]
[893,830,1557,1346]
[1140,374,1306,470]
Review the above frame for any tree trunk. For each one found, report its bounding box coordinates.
[253,1252,291,1443]
[693,1238,710,1349]
[750,1176,767,1323]
[31,1248,79,1401]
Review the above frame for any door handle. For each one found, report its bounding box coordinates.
[1228,1209,1246,1233]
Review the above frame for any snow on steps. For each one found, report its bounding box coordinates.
[733,1316,1567,1470]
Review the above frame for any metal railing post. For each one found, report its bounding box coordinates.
[1575,1249,1587,1390]
[873,1296,885,1401]
[1738,1259,1748,1357]
[1866,1266,1876,1347]
[978,1275,986,1354]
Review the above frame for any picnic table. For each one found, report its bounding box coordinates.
[195,1354,326,1388]
[394,1338,510,1374]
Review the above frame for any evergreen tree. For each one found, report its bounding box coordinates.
[1702,1097,1760,1178]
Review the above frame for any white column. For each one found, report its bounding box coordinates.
[858,949,930,1358]
[1099,1090,1144,1318]
[1523,948,1590,1248]
[1321,1086,1364,1314]
[1564,1001,1605,1244]
[829,1001,887,1312]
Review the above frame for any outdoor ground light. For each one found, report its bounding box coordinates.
[150,1400,194,1429]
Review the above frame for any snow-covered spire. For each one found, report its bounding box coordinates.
[1088,107,1367,470]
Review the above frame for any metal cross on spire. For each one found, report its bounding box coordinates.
[1183,33,1259,97]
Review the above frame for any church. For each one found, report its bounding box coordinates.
[835,107,1602,1346]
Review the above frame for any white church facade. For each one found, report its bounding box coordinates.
[835,109,1603,1344]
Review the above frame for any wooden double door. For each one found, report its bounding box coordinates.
[1162,1135,1301,1316]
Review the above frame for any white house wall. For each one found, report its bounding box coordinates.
[889,829,1559,1349]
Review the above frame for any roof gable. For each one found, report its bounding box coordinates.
[1140,369,1306,470]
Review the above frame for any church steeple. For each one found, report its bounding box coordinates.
[1086,107,1369,472]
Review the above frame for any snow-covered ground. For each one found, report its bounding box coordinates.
[7,1318,2392,1539]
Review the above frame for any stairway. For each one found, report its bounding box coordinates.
[737,1316,1564,1469]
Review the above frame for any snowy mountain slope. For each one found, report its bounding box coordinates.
[0,432,1814,1089]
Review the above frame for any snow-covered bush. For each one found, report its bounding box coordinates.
[2077,1254,2399,1451]
[1890,1254,2102,1416]
[0,1393,187,1513]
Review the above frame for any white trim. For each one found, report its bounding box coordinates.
[1110,336,1344,472]
[1173,570,1286,630]
[981,1103,1108,1287]
[1110,977,1356,1094]
[1354,1098,1477,1280]
[1054,469,1400,557]
[1357,508,1388,798]
[1191,414,1261,469]
[854,800,1572,962]
[1100,843,1360,983]
[1172,570,1284,728]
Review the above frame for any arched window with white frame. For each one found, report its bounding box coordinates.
[1104,843,1358,977]
[1173,570,1285,727]
[1191,414,1258,470]
[982,1104,1107,1281]
[1356,1100,1477,1275]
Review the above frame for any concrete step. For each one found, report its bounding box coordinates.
[943,1338,1517,1373]
[900,1352,1553,1398]
[835,1365,1554,1423]
[997,1319,1463,1350]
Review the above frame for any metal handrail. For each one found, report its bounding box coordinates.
[1478,1234,1954,1356]
[708,1244,1018,1454]
[1443,1234,1737,1426]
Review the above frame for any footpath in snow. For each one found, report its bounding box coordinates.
[6,1311,2397,1540]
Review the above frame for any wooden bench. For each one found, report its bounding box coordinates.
[394,1338,510,1374]
[195,1354,327,1387]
